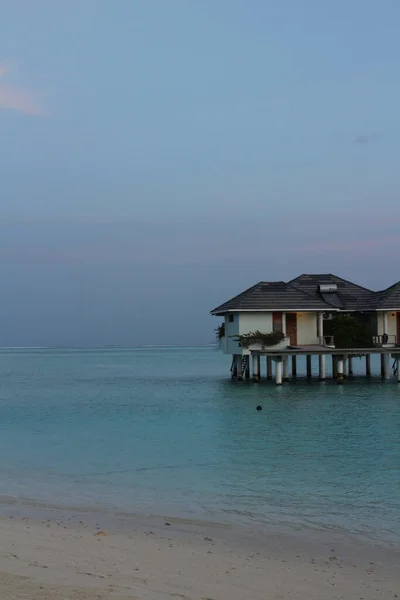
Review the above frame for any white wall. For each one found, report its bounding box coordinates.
[377,311,397,337]
[223,314,240,355]
[238,312,273,335]
[296,312,318,345]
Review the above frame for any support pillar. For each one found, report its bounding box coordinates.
[397,358,400,383]
[383,353,390,380]
[319,354,326,380]
[348,356,353,376]
[266,356,273,380]
[306,355,312,378]
[245,356,250,379]
[366,354,371,376]
[381,354,385,378]
[282,313,287,337]
[275,359,283,386]
[252,354,259,382]
[283,356,289,381]
[236,354,243,381]
[383,311,388,340]
[291,355,297,377]
[318,312,324,343]
[257,355,261,379]
[232,355,238,379]
[337,356,344,384]
[332,355,337,378]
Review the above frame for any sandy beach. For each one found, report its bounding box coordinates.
[0,514,398,600]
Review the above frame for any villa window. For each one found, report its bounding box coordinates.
[272,312,283,333]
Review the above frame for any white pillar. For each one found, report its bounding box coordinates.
[282,313,287,337]
[266,356,273,379]
[383,311,388,334]
[383,353,390,380]
[319,355,326,380]
[252,354,259,381]
[283,356,289,381]
[318,312,324,343]
[337,357,344,384]
[397,358,400,383]
[275,359,283,386]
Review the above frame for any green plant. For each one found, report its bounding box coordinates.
[215,322,225,341]
[234,330,285,348]
[331,315,373,349]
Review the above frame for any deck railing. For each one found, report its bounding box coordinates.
[373,334,397,347]
[320,335,335,347]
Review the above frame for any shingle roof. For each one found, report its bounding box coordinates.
[210,281,331,314]
[211,274,400,315]
[373,281,400,309]
[290,274,375,311]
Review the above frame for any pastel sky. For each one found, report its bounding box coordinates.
[1,0,400,346]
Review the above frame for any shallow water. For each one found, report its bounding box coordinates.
[0,347,399,545]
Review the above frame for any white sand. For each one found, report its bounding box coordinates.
[0,515,398,599]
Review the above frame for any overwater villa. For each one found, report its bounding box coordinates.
[211,274,400,384]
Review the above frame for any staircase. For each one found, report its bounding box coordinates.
[231,355,249,379]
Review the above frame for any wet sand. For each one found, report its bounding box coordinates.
[0,514,398,599]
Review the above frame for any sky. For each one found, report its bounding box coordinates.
[1,0,400,346]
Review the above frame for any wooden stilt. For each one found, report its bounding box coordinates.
[236,354,243,381]
[381,354,385,378]
[348,356,353,376]
[291,355,297,377]
[366,354,371,376]
[306,355,312,378]
[332,355,337,378]
[383,353,390,380]
[245,356,250,379]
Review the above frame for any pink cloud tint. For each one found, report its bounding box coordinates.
[0,64,42,115]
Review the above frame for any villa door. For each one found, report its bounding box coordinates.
[286,313,298,346]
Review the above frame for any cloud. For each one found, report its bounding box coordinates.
[0,64,42,115]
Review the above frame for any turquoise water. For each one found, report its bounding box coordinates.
[0,347,399,545]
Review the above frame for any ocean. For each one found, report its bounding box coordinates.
[0,347,399,546]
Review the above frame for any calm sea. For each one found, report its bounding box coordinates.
[0,347,399,545]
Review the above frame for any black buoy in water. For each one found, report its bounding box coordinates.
[256,405,262,411]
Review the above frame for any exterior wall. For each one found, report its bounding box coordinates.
[377,311,397,338]
[223,314,240,355]
[238,312,273,335]
[296,312,319,345]
[219,311,319,353]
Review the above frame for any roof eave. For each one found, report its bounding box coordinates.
[211,307,339,314]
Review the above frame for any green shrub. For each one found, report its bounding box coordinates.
[234,330,285,348]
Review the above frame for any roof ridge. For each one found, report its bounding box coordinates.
[288,282,332,307]
[289,273,375,293]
